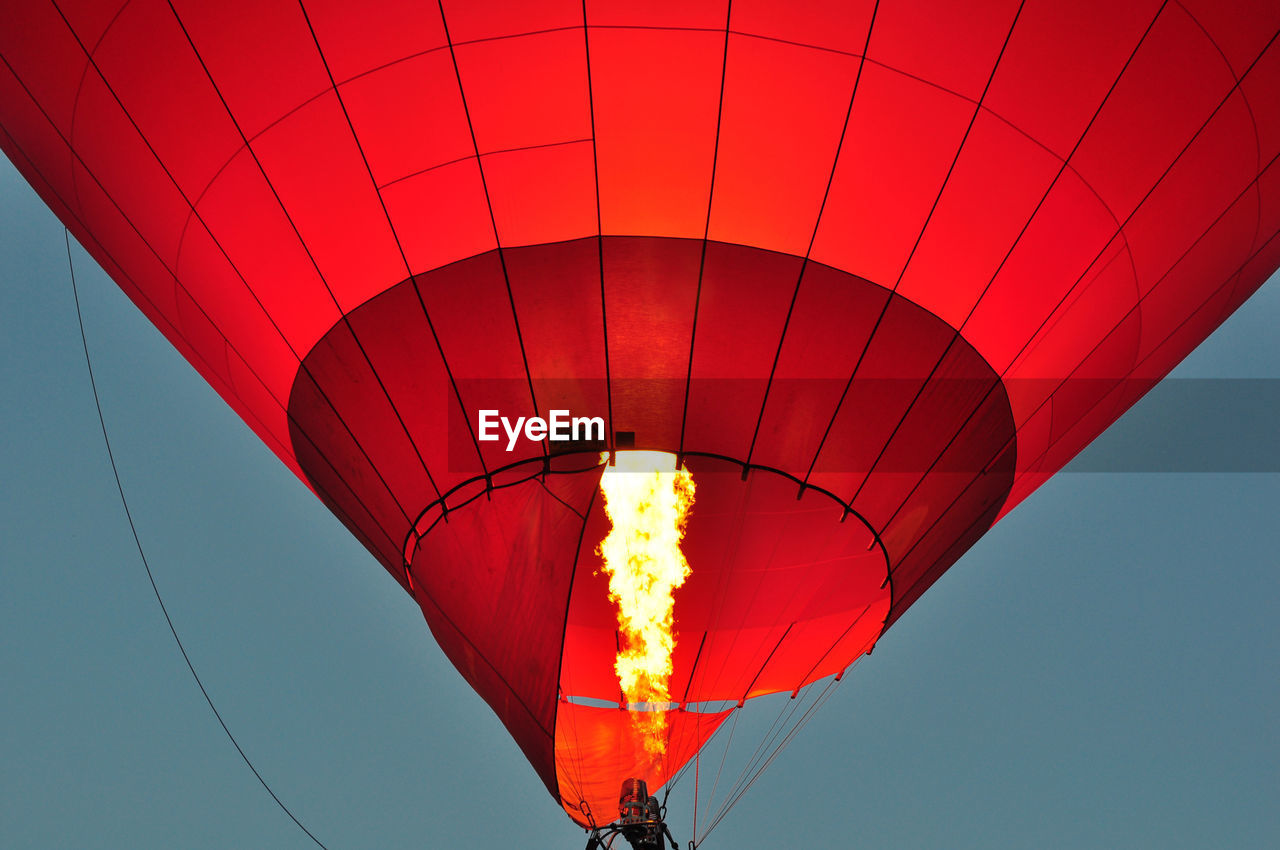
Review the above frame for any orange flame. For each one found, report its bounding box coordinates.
[597,450,696,766]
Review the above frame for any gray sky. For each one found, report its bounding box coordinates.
[2,154,1276,849]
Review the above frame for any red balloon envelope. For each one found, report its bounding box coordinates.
[3,0,1278,829]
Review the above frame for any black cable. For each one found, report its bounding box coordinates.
[64,230,331,849]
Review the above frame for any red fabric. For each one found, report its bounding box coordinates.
[3,0,1278,821]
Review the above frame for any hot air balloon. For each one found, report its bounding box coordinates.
[2,0,1277,845]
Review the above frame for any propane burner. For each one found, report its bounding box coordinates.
[583,778,678,850]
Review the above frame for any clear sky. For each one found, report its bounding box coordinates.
[2,153,1276,849]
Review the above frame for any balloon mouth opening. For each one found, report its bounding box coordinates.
[283,235,1017,821]
[287,236,1017,617]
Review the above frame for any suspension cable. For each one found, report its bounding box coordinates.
[65,230,331,849]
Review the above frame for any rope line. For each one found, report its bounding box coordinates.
[700,673,849,844]
[64,230,331,850]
